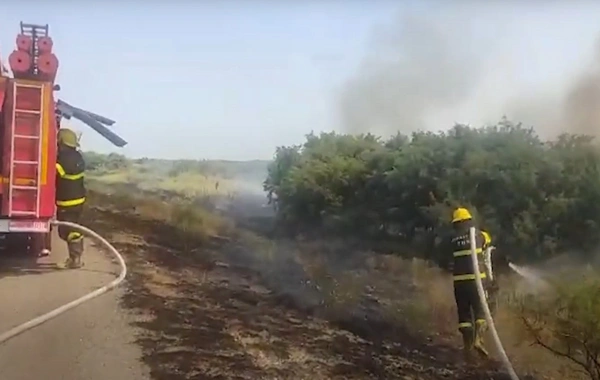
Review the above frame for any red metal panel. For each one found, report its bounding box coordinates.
[39,85,56,218]
[5,81,39,216]
[0,77,7,111]
[1,79,15,200]
[1,79,56,219]
[0,78,6,183]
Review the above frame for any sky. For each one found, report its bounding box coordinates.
[3,2,600,160]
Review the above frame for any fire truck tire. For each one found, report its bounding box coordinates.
[3,233,31,256]
[27,233,47,257]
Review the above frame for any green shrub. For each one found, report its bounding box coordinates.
[516,270,600,380]
[264,118,600,264]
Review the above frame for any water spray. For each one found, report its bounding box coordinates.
[508,262,550,290]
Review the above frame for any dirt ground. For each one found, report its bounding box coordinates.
[86,200,516,380]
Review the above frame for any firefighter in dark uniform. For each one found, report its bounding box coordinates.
[56,128,86,269]
[449,207,489,360]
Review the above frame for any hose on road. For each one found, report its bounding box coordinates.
[469,227,519,380]
[0,220,127,345]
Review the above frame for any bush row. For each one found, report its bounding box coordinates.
[264,118,600,263]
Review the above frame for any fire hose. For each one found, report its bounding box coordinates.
[0,221,531,377]
[0,220,127,345]
[469,227,519,380]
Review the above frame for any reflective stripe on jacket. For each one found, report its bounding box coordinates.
[56,146,86,207]
[450,224,487,282]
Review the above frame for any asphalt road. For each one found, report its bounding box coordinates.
[0,233,149,380]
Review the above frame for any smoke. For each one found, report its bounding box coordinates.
[504,39,600,138]
[339,4,600,139]
[340,10,490,135]
[560,45,600,136]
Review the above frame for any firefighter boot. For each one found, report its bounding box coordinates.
[67,239,84,269]
[474,319,489,358]
[459,327,475,362]
[62,256,74,269]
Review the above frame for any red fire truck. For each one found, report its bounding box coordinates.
[0,22,127,256]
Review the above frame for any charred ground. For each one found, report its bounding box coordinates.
[85,190,516,380]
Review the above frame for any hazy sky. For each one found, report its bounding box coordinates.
[3,2,600,160]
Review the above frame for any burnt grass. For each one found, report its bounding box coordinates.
[85,201,514,380]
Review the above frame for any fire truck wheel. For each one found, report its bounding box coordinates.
[2,233,32,257]
[27,233,49,257]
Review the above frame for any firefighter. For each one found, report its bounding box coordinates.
[481,230,500,315]
[481,230,492,250]
[449,207,489,360]
[56,127,86,269]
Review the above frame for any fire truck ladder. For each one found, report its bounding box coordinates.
[8,82,45,218]
[19,22,49,75]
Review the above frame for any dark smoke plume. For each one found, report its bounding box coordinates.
[340,5,600,139]
[339,11,489,136]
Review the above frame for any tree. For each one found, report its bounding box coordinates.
[264,119,600,263]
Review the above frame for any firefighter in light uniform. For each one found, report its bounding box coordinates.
[449,207,489,360]
[481,230,499,315]
[56,128,86,269]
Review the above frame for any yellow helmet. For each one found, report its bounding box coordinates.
[482,231,492,245]
[452,207,472,223]
[57,128,79,148]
